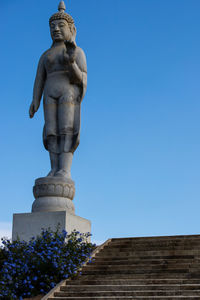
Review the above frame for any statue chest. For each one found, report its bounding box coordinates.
[45,47,69,73]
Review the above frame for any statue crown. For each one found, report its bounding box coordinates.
[49,1,74,26]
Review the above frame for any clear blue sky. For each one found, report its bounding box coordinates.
[1,0,200,243]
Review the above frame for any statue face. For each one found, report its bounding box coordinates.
[50,19,71,42]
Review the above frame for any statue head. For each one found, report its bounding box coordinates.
[49,1,76,43]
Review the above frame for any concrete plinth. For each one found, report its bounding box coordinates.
[12,211,91,242]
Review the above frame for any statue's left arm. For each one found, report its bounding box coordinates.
[67,47,87,152]
[69,47,87,100]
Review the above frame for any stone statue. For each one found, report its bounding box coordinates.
[29,1,87,179]
[29,1,87,213]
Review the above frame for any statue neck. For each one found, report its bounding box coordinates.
[52,41,65,47]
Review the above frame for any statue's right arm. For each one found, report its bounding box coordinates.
[29,53,46,118]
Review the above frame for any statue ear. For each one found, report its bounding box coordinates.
[70,25,77,43]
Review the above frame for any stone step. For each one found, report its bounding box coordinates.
[108,240,200,247]
[93,255,196,261]
[104,246,200,251]
[81,268,191,275]
[99,247,200,254]
[67,279,200,285]
[48,297,200,300]
[54,290,200,297]
[61,284,200,291]
[95,250,200,257]
[106,244,200,251]
[85,263,197,270]
[78,273,191,279]
[92,258,197,265]
[110,235,200,243]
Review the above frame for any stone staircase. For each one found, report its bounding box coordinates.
[46,235,200,299]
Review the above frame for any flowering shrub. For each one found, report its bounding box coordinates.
[0,229,95,299]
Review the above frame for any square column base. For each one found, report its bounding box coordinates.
[12,211,91,242]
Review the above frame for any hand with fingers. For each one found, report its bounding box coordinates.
[65,40,77,64]
[29,100,39,118]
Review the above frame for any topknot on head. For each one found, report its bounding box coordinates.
[58,1,66,13]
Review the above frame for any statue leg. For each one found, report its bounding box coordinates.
[47,152,59,177]
[55,152,73,179]
[43,96,58,176]
[55,95,75,178]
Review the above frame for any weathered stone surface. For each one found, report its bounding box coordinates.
[32,196,75,214]
[32,177,75,213]
[12,211,91,242]
[45,234,200,299]
[29,1,87,180]
[33,177,75,199]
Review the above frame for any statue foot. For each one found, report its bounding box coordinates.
[55,169,71,179]
[47,169,57,177]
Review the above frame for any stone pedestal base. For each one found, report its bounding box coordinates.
[32,177,75,214]
[12,211,91,242]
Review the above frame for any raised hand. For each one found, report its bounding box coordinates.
[65,41,77,63]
